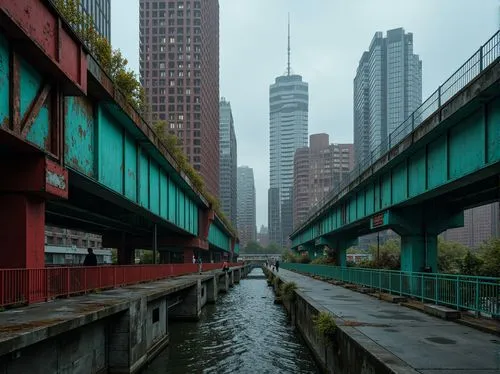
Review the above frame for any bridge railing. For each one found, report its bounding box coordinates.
[0,263,242,308]
[295,29,500,232]
[282,263,500,317]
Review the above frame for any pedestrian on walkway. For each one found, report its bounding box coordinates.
[197,256,203,274]
[222,261,229,272]
[83,248,97,266]
[275,259,280,272]
[192,255,196,264]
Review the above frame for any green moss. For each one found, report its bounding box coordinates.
[280,282,297,301]
[313,311,337,338]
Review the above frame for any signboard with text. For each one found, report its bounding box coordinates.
[370,211,388,229]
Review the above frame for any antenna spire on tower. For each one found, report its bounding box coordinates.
[287,13,291,76]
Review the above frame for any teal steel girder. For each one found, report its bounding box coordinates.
[292,65,500,250]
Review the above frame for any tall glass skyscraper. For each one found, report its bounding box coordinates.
[354,28,422,166]
[237,166,256,248]
[268,17,308,246]
[81,0,111,41]
[219,98,237,228]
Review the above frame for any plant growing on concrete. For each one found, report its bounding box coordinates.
[267,273,274,286]
[313,311,337,339]
[280,282,297,302]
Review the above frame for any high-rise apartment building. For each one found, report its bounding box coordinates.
[441,203,500,248]
[139,0,220,196]
[257,225,269,248]
[80,0,111,40]
[219,98,237,227]
[237,166,256,248]
[293,134,354,227]
[269,18,308,246]
[354,28,422,165]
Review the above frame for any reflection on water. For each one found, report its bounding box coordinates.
[143,268,320,374]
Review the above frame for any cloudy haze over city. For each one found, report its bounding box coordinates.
[111,0,498,227]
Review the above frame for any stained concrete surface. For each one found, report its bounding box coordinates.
[277,269,500,373]
[0,272,220,356]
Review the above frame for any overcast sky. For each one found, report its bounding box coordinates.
[111,0,499,228]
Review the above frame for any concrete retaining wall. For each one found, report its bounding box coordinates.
[267,269,416,374]
[0,266,248,374]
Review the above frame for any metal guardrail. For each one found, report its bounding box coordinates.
[282,263,500,316]
[0,263,242,308]
[293,30,500,235]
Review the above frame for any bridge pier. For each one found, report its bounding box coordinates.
[0,156,68,270]
[206,275,218,303]
[315,236,358,267]
[169,280,202,320]
[0,194,45,269]
[218,273,229,293]
[390,207,463,274]
[234,268,241,283]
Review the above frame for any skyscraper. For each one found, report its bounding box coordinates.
[219,98,237,228]
[441,203,500,248]
[354,28,422,165]
[139,0,220,196]
[237,166,256,248]
[269,16,308,246]
[81,0,111,40]
[293,134,354,227]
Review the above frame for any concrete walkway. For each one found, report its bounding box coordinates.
[276,268,500,374]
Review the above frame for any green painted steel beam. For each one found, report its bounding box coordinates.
[291,63,500,250]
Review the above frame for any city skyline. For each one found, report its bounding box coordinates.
[111,0,499,227]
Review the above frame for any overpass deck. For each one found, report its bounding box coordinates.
[275,268,499,374]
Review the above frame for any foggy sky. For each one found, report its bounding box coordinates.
[111,0,499,228]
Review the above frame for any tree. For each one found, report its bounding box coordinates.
[478,238,500,277]
[461,251,483,276]
[240,241,263,254]
[266,243,283,254]
[53,0,146,111]
[365,238,401,270]
[437,238,468,273]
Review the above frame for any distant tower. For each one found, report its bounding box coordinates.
[268,14,308,246]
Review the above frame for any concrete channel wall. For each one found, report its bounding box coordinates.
[0,266,247,374]
[265,268,414,374]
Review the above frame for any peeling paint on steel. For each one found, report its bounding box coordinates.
[46,169,66,190]
[0,33,9,128]
[64,97,94,177]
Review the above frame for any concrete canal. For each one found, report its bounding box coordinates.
[143,268,320,373]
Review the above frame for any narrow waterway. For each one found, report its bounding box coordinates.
[143,268,320,374]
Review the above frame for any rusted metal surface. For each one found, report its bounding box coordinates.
[64,96,94,177]
[20,82,51,137]
[0,33,8,128]
[0,0,87,94]
[10,49,20,131]
[45,158,68,199]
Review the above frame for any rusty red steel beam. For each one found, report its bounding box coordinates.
[20,82,52,137]
[0,0,87,94]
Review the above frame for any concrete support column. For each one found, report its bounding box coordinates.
[400,234,438,273]
[336,247,347,268]
[218,273,229,293]
[229,270,234,287]
[234,268,241,283]
[169,281,201,320]
[108,310,131,373]
[117,246,135,265]
[0,194,45,268]
[390,207,463,274]
[206,275,218,303]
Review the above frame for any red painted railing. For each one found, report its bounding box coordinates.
[0,263,242,307]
